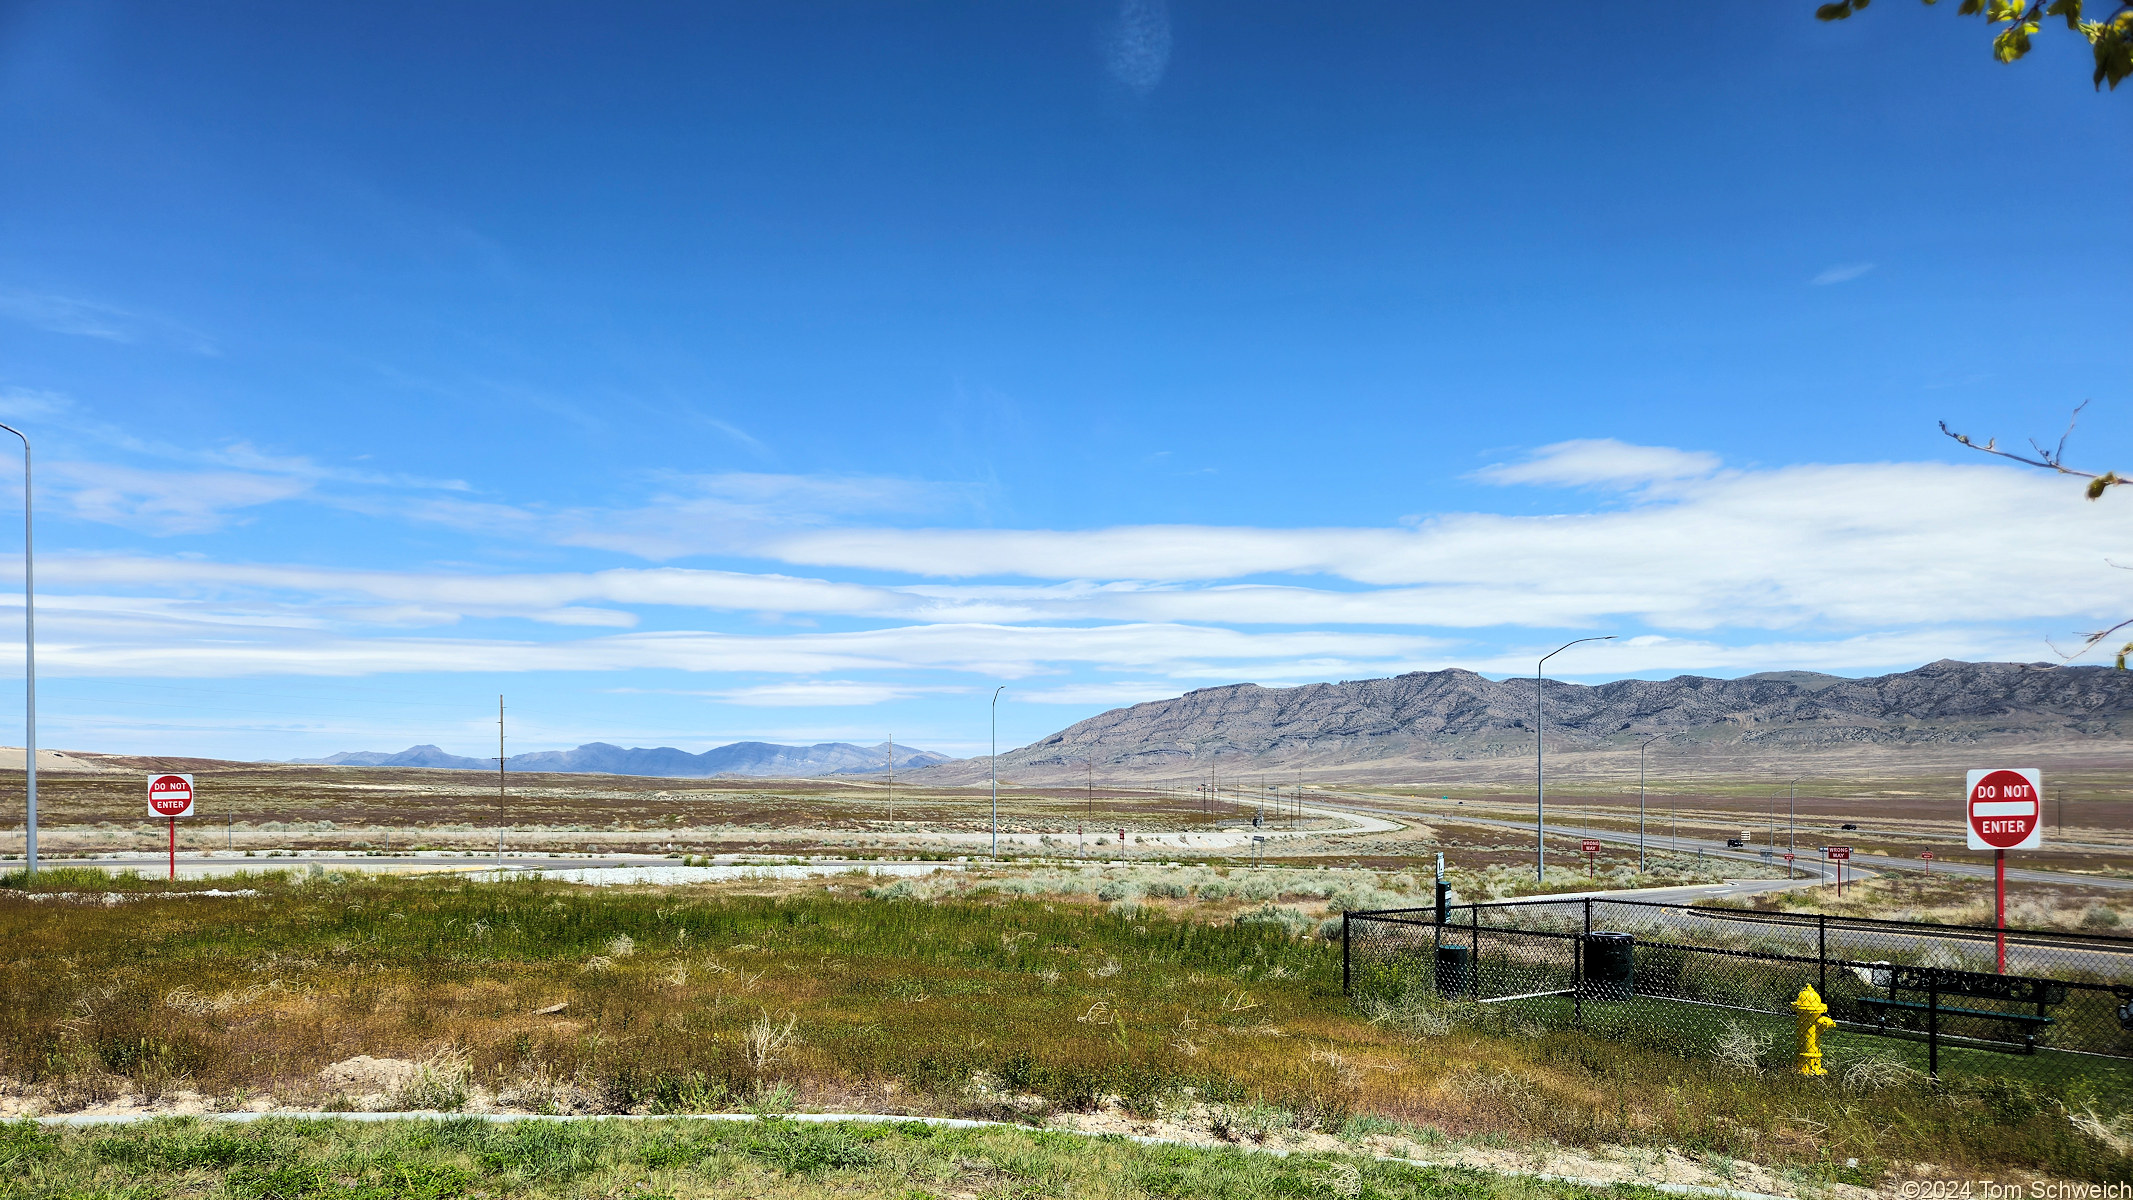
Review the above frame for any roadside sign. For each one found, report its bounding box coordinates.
[1966,768,2041,974]
[1580,839,1601,853]
[1783,852,1796,861]
[1825,845,1852,860]
[1920,852,1933,860]
[149,773,194,881]
[148,774,195,819]
[1966,768,2042,851]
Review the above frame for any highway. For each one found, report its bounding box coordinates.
[1323,791,2133,893]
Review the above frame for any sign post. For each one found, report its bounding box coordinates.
[148,774,195,880]
[1782,851,1796,879]
[1825,845,1851,895]
[1920,851,1933,874]
[1967,768,2042,974]
[1581,838,1600,875]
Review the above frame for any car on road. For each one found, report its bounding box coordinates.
[1840,823,1858,830]
[1725,838,1747,847]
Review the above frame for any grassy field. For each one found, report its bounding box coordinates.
[1720,870,2133,933]
[1,867,2129,1189]
[0,765,1256,857]
[0,1115,1681,1200]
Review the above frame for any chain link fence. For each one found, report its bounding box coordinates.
[1344,897,2133,1093]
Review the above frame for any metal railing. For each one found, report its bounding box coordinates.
[1344,897,2133,1088]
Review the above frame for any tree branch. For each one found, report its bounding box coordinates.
[1940,402,2128,498]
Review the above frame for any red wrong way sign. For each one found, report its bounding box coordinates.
[148,773,195,819]
[1967,768,2042,851]
[1824,845,1852,860]
[1580,838,1601,854]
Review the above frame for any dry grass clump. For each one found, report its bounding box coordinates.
[1711,1022,1771,1076]
[393,1047,472,1111]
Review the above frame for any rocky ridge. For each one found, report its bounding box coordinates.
[920,660,2133,785]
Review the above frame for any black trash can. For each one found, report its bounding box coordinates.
[1582,932,1635,1001]
[1435,943,1473,997]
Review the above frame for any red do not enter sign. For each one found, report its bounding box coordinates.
[1967,768,2042,851]
[148,773,195,819]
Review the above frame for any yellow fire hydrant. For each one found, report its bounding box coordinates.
[1793,985,1835,1076]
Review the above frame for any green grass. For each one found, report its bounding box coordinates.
[0,1116,1669,1200]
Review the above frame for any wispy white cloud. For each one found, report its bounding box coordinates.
[696,681,973,707]
[1811,262,1877,286]
[757,460,2133,633]
[1471,438,1721,490]
[0,288,218,353]
[1104,0,1173,95]
[394,471,978,559]
[1013,681,1203,706]
[43,462,314,534]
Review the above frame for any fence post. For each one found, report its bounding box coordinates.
[1927,979,1940,1079]
[1817,914,1827,1000]
[1471,902,1482,1002]
[1341,912,1351,994]
[1574,934,1585,1026]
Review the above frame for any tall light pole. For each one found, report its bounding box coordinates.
[496,696,506,868]
[1788,778,1800,854]
[1637,734,1660,872]
[1537,635,1613,883]
[0,424,35,873]
[990,686,1005,861]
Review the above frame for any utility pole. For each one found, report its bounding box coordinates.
[496,696,506,868]
[887,733,894,822]
[1086,756,1094,822]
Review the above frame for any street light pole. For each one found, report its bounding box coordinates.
[1638,734,1660,873]
[990,686,1005,861]
[1788,778,1800,855]
[1537,635,1614,884]
[0,424,34,874]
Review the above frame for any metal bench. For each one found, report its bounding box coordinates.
[1854,964,2065,1053]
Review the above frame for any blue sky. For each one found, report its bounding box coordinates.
[0,1,2127,760]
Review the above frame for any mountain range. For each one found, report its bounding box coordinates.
[295,740,953,778]
[913,659,2133,786]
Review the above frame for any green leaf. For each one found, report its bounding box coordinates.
[2045,0,2083,30]
[1994,21,2038,59]
[2086,471,2121,499]
[1816,0,1855,17]
[1959,0,1987,15]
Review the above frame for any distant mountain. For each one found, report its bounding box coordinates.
[291,740,952,779]
[300,745,494,770]
[911,659,2133,785]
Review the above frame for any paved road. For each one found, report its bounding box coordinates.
[1326,791,2133,893]
[30,850,885,881]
